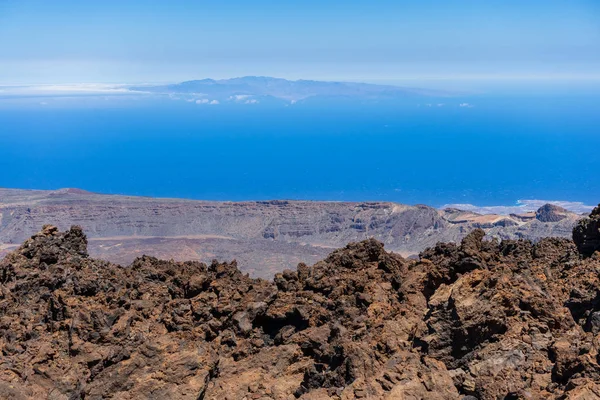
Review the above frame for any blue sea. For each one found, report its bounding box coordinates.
[1,89,599,208]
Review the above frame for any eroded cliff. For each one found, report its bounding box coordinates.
[0,188,585,278]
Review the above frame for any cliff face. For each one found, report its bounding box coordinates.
[1,212,599,399]
[0,190,449,247]
[0,189,583,278]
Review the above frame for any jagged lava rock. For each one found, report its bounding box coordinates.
[0,223,599,399]
[574,204,600,257]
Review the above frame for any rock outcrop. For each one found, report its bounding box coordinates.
[1,221,600,399]
[536,203,569,223]
[574,204,600,257]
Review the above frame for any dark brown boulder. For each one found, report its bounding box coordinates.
[573,204,600,257]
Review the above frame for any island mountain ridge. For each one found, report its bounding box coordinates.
[129,76,455,103]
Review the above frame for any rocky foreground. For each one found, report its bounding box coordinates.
[0,207,599,399]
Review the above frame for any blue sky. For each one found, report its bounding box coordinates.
[0,0,598,85]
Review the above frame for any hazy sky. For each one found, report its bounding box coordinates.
[0,0,599,85]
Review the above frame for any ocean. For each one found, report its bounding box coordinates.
[1,91,599,208]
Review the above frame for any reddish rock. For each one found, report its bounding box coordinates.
[1,222,600,399]
[574,204,600,257]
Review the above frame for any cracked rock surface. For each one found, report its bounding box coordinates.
[574,204,600,258]
[1,212,600,399]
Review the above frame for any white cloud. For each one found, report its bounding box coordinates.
[229,94,252,101]
[245,99,258,104]
[0,83,132,97]
[459,102,474,108]
[195,99,219,105]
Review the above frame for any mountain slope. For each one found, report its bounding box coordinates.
[0,188,583,277]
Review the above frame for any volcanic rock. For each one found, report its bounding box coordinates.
[1,222,600,399]
[536,203,569,223]
[574,204,600,257]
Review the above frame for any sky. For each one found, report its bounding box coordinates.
[0,0,599,86]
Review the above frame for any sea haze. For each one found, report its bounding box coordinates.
[0,83,598,208]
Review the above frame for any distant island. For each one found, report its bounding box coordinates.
[129,76,455,103]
